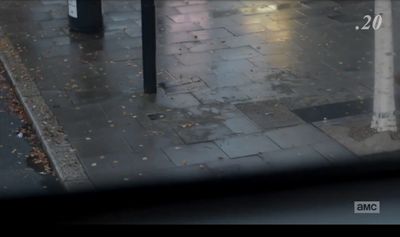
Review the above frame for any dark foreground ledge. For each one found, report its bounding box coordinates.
[2,150,400,224]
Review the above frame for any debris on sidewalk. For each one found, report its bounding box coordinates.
[180,122,197,128]
[0,63,54,176]
[349,125,378,142]
[28,147,52,175]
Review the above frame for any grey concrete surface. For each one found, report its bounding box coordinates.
[0,0,399,190]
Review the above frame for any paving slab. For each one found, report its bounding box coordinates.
[260,146,330,171]
[311,141,360,165]
[265,124,333,149]
[201,72,252,89]
[223,116,261,135]
[134,165,217,185]
[314,115,400,156]
[214,46,261,60]
[206,155,271,177]
[292,98,373,123]
[163,142,228,166]
[176,122,234,144]
[157,92,201,109]
[215,133,281,158]
[70,134,134,159]
[193,86,252,104]
[235,100,304,130]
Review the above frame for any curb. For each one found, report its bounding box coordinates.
[0,38,94,192]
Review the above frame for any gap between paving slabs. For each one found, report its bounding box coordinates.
[0,37,94,192]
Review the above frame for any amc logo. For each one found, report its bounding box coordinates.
[354,201,380,214]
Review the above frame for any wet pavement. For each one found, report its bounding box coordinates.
[0,64,62,198]
[0,0,399,189]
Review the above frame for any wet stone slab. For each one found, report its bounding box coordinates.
[314,115,400,156]
[52,103,107,125]
[70,134,134,159]
[215,133,281,158]
[223,116,261,135]
[260,146,330,171]
[163,142,228,166]
[292,98,373,123]
[157,93,201,109]
[133,165,217,186]
[225,24,266,36]
[160,80,209,95]
[121,128,184,156]
[213,46,262,60]
[235,100,304,131]
[175,122,234,144]
[200,72,252,89]
[81,149,176,186]
[311,141,359,165]
[193,86,252,104]
[206,155,272,177]
[265,124,333,149]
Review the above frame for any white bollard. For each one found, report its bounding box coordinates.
[372,0,398,132]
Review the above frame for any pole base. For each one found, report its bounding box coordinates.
[68,23,103,34]
[371,112,398,132]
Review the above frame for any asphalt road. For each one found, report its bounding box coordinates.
[0,64,63,199]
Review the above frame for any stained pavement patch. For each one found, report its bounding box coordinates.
[163,142,228,166]
[223,116,261,134]
[292,98,373,123]
[175,122,234,144]
[235,100,304,131]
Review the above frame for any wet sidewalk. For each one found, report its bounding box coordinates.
[0,0,399,189]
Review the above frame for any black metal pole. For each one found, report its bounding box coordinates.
[141,0,157,94]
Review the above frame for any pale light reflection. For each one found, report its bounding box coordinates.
[241,3,296,68]
[240,4,278,15]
